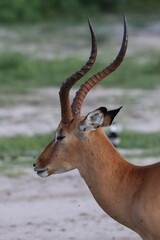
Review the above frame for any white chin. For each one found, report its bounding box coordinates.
[37,169,49,178]
[55,167,75,174]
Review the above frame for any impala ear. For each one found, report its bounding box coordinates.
[80,106,122,131]
[102,106,122,127]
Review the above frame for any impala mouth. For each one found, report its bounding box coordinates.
[34,167,49,178]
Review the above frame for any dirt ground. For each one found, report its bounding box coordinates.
[0,156,159,240]
[0,169,140,240]
[0,87,160,137]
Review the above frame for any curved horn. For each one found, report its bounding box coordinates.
[71,15,128,117]
[59,19,97,123]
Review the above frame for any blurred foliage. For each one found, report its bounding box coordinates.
[119,130,160,158]
[0,51,160,94]
[0,0,159,23]
[119,130,160,150]
[0,133,53,161]
[0,133,53,176]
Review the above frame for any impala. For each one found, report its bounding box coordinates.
[33,16,160,240]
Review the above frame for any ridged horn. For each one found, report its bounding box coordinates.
[71,15,128,117]
[59,19,97,123]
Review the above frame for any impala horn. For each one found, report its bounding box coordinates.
[59,19,97,123]
[71,15,128,117]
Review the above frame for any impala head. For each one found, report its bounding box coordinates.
[33,16,128,178]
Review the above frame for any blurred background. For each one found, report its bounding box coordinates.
[0,1,160,240]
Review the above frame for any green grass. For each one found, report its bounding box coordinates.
[0,130,160,176]
[0,134,52,171]
[101,51,160,89]
[0,51,160,94]
[0,133,53,160]
[0,133,53,176]
[119,130,160,149]
[119,130,160,158]
[0,53,89,93]
[107,129,160,158]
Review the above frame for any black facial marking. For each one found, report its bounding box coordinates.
[57,136,65,141]
[56,128,65,141]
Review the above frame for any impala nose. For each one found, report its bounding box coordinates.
[33,163,36,167]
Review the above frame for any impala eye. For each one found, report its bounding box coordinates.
[55,132,65,142]
[57,136,65,141]
[55,130,66,142]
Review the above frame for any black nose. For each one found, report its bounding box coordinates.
[33,163,36,167]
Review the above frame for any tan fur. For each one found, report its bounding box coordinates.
[34,119,160,240]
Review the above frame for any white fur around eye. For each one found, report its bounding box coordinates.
[55,132,58,142]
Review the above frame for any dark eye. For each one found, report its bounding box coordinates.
[57,136,65,141]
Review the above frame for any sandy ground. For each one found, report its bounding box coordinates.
[0,158,158,240]
[0,87,160,136]
[0,169,141,240]
[0,156,159,240]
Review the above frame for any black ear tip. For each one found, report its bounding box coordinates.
[108,106,122,125]
[118,106,123,112]
[114,106,123,115]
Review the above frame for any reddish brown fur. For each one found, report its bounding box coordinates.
[34,119,160,240]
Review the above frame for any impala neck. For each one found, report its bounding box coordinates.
[78,128,143,232]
